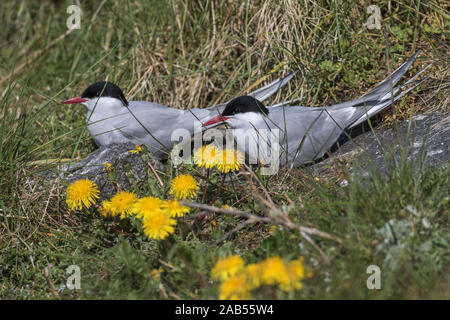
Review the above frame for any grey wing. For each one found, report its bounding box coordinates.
[114,102,187,157]
[183,107,220,123]
[268,107,352,165]
[273,51,429,130]
[349,62,431,128]
[274,50,423,112]
[247,70,298,101]
[268,64,430,165]
[205,70,298,114]
[360,50,421,100]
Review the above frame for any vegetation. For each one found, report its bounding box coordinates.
[0,0,448,299]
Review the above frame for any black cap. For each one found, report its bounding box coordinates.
[81,81,128,106]
[222,95,268,116]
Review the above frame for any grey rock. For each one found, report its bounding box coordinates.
[311,113,449,176]
[58,143,165,198]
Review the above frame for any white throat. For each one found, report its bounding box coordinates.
[228,112,267,130]
[83,97,127,127]
[83,96,128,146]
[227,112,276,165]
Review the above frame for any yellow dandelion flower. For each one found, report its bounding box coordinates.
[280,258,306,291]
[162,200,189,218]
[216,148,243,173]
[211,255,245,281]
[142,210,177,240]
[169,174,199,200]
[98,200,113,217]
[103,163,113,172]
[193,145,218,169]
[219,274,252,300]
[244,263,263,289]
[133,196,163,219]
[66,179,100,211]
[268,225,278,235]
[151,267,164,278]
[110,191,137,218]
[259,256,289,287]
[130,145,143,154]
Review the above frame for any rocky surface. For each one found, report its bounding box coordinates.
[57,143,165,198]
[311,113,449,177]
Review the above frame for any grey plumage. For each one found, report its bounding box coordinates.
[63,71,297,159]
[206,51,429,167]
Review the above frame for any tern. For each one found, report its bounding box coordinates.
[202,51,430,167]
[61,71,297,159]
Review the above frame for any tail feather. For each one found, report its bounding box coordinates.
[268,51,428,130]
[378,63,432,102]
[361,50,421,100]
[248,70,298,101]
[206,70,298,115]
[349,74,429,128]
[250,51,423,111]
[270,97,303,107]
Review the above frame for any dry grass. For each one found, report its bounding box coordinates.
[0,0,448,299]
[1,1,448,114]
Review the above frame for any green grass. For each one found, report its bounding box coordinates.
[0,0,448,299]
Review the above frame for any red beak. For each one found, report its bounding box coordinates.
[202,115,230,127]
[61,96,88,104]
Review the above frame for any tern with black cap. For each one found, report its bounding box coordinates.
[202,51,430,167]
[61,71,297,159]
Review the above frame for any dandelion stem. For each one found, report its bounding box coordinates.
[201,168,210,204]
[210,173,227,206]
